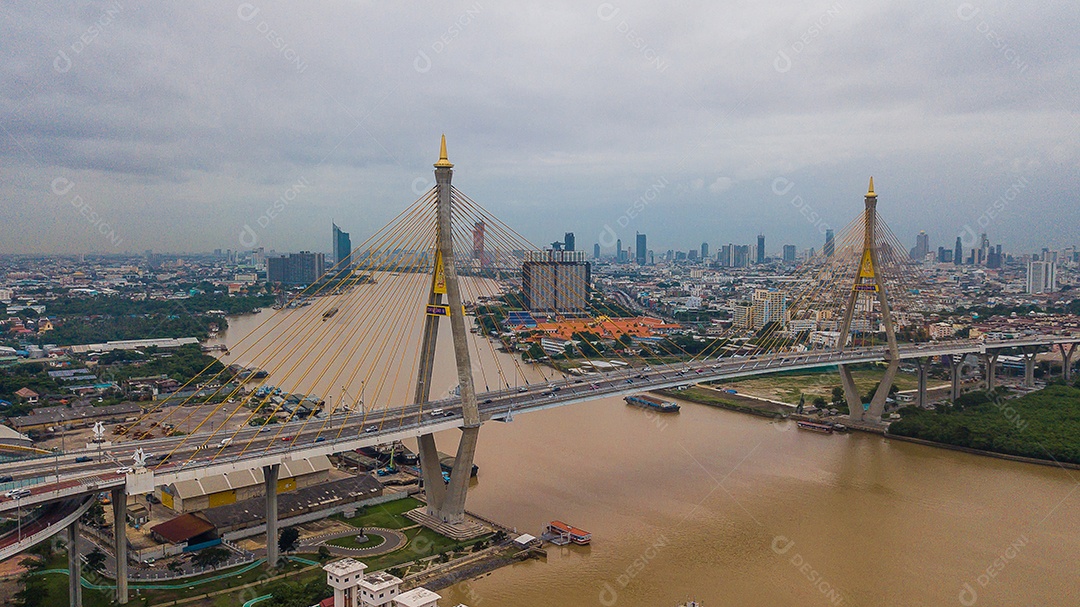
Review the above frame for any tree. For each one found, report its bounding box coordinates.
[317,546,331,561]
[84,548,107,574]
[191,546,230,568]
[168,560,184,574]
[82,501,106,527]
[13,573,49,607]
[830,387,845,406]
[266,579,332,607]
[278,527,300,555]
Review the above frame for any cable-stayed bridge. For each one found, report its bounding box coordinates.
[2,139,1077,606]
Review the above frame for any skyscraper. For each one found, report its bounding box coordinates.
[635,233,647,265]
[910,231,929,260]
[782,244,796,263]
[332,222,351,270]
[700,242,709,260]
[564,232,575,252]
[1027,261,1057,294]
[593,243,601,259]
[824,229,835,257]
[757,234,766,264]
[954,236,963,265]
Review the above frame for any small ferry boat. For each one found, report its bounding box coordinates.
[322,307,339,321]
[796,420,834,434]
[624,394,681,413]
[547,520,591,545]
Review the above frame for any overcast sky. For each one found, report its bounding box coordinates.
[1,1,1077,257]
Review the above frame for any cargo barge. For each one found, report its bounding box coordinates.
[624,394,681,413]
[796,420,835,433]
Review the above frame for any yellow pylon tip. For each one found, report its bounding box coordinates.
[866,176,876,198]
[435,134,453,168]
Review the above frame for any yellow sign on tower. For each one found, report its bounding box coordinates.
[858,250,875,279]
[855,250,879,291]
[433,251,447,294]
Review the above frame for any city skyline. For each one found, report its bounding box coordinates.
[1,3,1077,255]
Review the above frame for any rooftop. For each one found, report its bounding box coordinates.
[359,570,401,591]
[394,587,442,607]
[150,512,215,544]
[323,557,367,577]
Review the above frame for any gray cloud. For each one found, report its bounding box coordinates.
[1,0,1077,255]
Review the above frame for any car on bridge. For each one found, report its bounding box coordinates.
[364,425,379,433]
[117,467,133,474]
[5,488,31,499]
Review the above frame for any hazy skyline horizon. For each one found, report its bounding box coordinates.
[2,2,1077,257]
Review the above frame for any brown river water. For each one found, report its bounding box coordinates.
[210,277,1078,607]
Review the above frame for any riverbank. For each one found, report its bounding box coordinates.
[883,431,1080,470]
[888,383,1080,465]
[662,382,1080,469]
[655,386,789,419]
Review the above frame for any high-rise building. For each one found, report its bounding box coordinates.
[782,244,796,263]
[472,222,492,267]
[563,232,575,252]
[688,249,698,261]
[616,238,623,262]
[1026,261,1057,294]
[332,222,352,270]
[910,231,929,260]
[824,230,835,257]
[636,233,647,265]
[267,251,325,285]
[734,290,787,329]
[593,243,601,260]
[720,244,733,267]
[757,234,766,264]
[700,242,709,260]
[522,250,591,313]
[734,245,750,268]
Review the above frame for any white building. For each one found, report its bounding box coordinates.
[1026,261,1057,294]
[324,558,457,607]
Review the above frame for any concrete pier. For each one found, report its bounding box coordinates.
[111,487,127,604]
[264,464,279,569]
[68,521,82,607]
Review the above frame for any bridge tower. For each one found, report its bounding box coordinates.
[412,136,483,527]
[836,178,901,423]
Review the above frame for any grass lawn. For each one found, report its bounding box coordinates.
[331,496,422,530]
[327,533,386,550]
[708,365,923,404]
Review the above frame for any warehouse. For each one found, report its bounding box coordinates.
[156,455,333,512]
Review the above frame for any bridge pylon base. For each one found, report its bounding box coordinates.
[838,364,864,422]
[417,433,447,516]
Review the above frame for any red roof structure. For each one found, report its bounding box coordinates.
[150,513,215,544]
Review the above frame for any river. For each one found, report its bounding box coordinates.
[210,282,1079,607]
